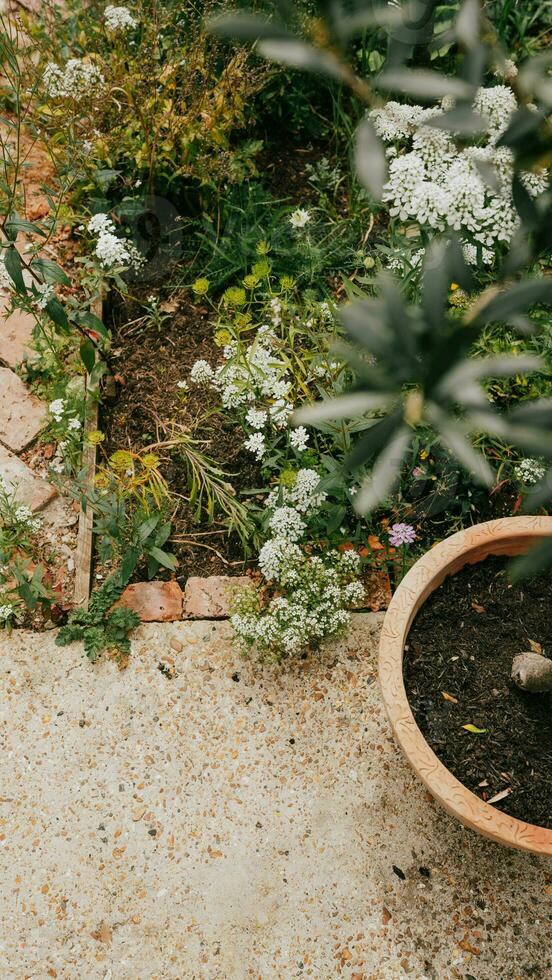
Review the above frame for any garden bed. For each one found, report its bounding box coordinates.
[405,554,552,828]
[102,291,260,581]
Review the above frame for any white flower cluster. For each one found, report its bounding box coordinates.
[289,426,309,452]
[372,87,548,265]
[43,59,104,100]
[0,603,16,623]
[49,398,66,421]
[0,254,12,291]
[265,467,327,513]
[244,432,266,461]
[34,283,54,310]
[104,5,137,32]
[514,457,547,486]
[13,504,41,533]
[268,506,306,542]
[0,475,42,535]
[190,328,297,459]
[87,213,143,270]
[231,548,364,662]
[258,468,327,583]
[290,208,311,229]
[49,398,81,436]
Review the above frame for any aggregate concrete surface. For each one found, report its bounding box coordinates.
[0,614,550,979]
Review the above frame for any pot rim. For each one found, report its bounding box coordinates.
[379,515,552,855]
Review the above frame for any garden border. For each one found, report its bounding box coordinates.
[72,299,100,609]
[379,515,552,855]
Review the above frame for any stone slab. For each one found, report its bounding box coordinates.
[0,365,47,451]
[115,580,183,621]
[0,443,57,511]
[184,574,253,618]
[0,292,36,367]
[0,614,549,978]
[0,368,47,453]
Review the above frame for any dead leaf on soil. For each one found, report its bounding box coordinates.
[160,298,181,313]
[528,639,543,655]
[471,601,486,614]
[462,724,487,734]
[487,787,512,805]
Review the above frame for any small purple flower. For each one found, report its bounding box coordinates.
[389,523,416,547]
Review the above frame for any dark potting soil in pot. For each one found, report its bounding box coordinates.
[404,555,552,828]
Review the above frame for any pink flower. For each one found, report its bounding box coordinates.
[389,523,416,547]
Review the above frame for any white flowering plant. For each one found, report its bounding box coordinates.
[371,86,547,269]
[187,273,380,546]
[211,0,552,579]
[231,546,364,662]
[31,0,269,194]
[0,477,54,626]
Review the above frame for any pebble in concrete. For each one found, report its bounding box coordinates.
[0,365,47,451]
[115,581,183,621]
[0,444,57,511]
[184,574,253,618]
[0,292,36,367]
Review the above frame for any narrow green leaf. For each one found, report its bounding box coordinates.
[354,116,387,201]
[4,246,26,294]
[455,0,480,47]
[476,278,552,324]
[295,391,392,426]
[31,257,71,285]
[257,40,347,81]
[148,546,178,570]
[76,310,109,340]
[138,515,160,542]
[5,216,46,238]
[46,297,70,333]
[79,338,96,374]
[355,427,411,513]
[377,69,474,100]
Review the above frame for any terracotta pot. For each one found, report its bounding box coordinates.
[379,516,552,855]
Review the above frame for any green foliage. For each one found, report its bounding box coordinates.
[0,480,53,624]
[212,1,552,566]
[186,180,371,293]
[56,570,140,662]
[29,0,270,196]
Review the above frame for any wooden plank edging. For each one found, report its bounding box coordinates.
[72,298,102,609]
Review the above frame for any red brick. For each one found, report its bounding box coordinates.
[183,576,252,619]
[115,581,183,622]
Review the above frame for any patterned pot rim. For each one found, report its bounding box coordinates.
[379,516,552,855]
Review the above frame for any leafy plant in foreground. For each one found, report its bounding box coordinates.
[210,0,552,572]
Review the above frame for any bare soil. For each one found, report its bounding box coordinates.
[404,555,552,828]
[102,293,260,582]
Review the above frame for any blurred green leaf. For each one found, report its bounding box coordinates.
[354,117,387,201]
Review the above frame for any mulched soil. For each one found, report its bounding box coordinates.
[101,293,260,582]
[404,555,552,828]
[257,140,332,204]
